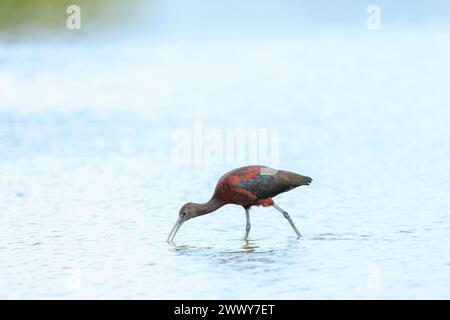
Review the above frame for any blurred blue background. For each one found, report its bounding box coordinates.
[1,1,450,299]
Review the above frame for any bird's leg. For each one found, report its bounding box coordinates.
[243,208,251,240]
[272,203,302,239]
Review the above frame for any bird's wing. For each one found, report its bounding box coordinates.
[235,167,312,199]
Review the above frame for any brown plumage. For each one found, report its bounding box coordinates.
[167,165,312,243]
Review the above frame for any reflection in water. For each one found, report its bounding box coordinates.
[170,240,260,255]
[170,240,274,265]
[170,244,214,254]
[169,239,301,272]
[240,240,258,253]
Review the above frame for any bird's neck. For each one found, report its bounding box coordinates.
[194,197,224,216]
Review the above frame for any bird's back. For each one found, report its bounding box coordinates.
[213,165,312,206]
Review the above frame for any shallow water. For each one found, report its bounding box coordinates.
[1,2,450,299]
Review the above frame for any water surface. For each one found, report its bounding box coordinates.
[1,2,450,299]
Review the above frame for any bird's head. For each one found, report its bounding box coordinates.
[166,202,200,243]
[178,202,199,221]
[167,198,223,243]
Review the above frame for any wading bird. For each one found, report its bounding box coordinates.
[167,165,312,243]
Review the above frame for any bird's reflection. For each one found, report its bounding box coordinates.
[169,235,306,255]
[223,239,265,254]
[241,239,258,253]
[170,243,213,254]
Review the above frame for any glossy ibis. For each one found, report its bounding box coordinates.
[167,165,312,242]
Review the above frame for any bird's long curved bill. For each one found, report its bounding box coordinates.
[167,217,184,243]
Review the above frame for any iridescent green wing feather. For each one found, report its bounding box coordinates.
[236,167,312,199]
